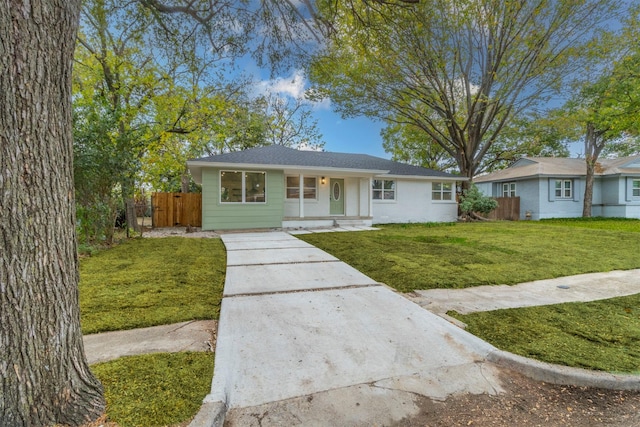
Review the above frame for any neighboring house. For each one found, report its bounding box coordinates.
[475,156,640,220]
[187,145,464,230]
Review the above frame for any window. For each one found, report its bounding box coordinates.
[633,179,640,197]
[554,179,572,199]
[432,182,453,200]
[502,182,516,197]
[220,171,266,203]
[286,176,317,199]
[372,179,396,200]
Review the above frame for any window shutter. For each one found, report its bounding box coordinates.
[548,178,555,202]
[626,178,633,202]
[573,179,580,202]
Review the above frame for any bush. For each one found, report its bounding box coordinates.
[459,184,498,216]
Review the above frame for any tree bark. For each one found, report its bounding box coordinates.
[0,1,106,425]
[583,122,606,218]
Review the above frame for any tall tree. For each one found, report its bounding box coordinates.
[557,10,640,217]
[259,92,325,149]
[309,0,621,187]
[0,1,105,424]
[1,0,315,422]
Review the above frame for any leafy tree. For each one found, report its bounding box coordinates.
[557,10,640,216]
[259,92,325,149]
[1,1,105,424]
[309,0,621,188]
[1,0,317,424]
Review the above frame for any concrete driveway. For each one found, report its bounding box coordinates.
[193,231,505,426]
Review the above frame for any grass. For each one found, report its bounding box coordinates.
[297,220,640,292]
[80,237,226,334]
[450,294,640,373]
[540,216,640,232]
[92,352,214,427]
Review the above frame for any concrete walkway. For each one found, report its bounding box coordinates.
[191,232,503,426]
[189,231,640,427]
[411,269,640,316]
[83,320,215,364]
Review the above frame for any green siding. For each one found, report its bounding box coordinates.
[201,168,285,230]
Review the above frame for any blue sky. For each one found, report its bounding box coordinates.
[249,67,391,158]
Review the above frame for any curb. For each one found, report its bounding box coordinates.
[488,349,640,390]
[188,400,227,427]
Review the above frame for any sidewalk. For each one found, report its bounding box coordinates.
[410,269,640,316]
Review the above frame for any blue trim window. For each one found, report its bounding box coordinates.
[633,179,640,198]
[555,179,572,199]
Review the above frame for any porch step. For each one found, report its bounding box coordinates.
[334,219,372,227]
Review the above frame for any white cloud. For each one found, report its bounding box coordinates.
[254,69,330,110]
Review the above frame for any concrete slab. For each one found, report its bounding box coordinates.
[83,320,215,364]
[224,238,313,251]
[224,262,379,296]
[225,247,338,266]
[220,231,293,241]
[209,286,500,409]
[415,269,640,314]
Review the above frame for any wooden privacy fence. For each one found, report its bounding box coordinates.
[487,197,520,221]
[152,192,202,228]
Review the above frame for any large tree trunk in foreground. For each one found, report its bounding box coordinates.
[0,1,105,425]
[583,122,606,218]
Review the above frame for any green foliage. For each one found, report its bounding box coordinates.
[459,184,498,215]
[79,238,226,334]
[309,0,621,180]
[452,295,640,373]
[92,352,214,426]
[298,221,640,292]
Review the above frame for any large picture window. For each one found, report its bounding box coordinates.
[555,179,572,199]
[432,182,453,200]
[372,179,395,200]
[221,171,266,203]
[286,176,317,199]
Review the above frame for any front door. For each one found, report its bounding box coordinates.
[330,178,344,215]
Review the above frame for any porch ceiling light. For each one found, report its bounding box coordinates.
[321,176,326,185]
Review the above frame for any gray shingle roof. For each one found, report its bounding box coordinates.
[190,144,457,178]
[474,155,640,182]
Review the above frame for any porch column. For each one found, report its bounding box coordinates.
[369,177,374,217]
[299,173,305,218]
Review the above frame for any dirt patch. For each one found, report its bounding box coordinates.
[141,226,219,239]
[393,369,640,426]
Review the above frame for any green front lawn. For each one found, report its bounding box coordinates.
[451,294,640,373]
[92,352,214,427]
[299,220,640,373]
[298,221,640,292]
[80,237,226,334]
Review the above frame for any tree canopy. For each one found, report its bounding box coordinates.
[309,0,622,184]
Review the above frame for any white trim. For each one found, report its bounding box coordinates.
[219,170,267,204]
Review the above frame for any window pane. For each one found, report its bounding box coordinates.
[432,192,442,200]
[634,180,640,197]
[384,180,395,190]
[221,171,242,202]
[555,180,562,189]
[384,191,395,200]
[443,183,452,191]
[287,176,299,187]
[433,182,442,191]
[372,180,383,190]
[303,177,317,199]
[245,172,266,203]
[373,190,382,200]
[286,188,300,199]
[442,191,452,201]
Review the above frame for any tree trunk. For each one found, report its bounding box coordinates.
[583,122,606,218]
[181,169,190,193]
[0,2,105,425]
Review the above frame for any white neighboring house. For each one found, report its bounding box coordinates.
[187,145,464,230]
